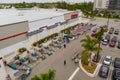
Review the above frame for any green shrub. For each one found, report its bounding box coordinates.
[53,33,58,37]
[60,24,78,33]
[18,47,27,53]
[64,35,73,39]
[81,54,89,65]
[38,40,42,44]
[82,62,97,74]
[33,42,38,46]
[81,56,89,65]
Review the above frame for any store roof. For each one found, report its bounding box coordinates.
[0,8,73,26]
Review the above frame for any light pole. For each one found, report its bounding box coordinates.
[107,14,110,27]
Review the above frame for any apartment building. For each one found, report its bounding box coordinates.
[108,0,120,10]
[94,0,120,10]
[94,0,109,10]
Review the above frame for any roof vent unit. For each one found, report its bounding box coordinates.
[18,12,24,16]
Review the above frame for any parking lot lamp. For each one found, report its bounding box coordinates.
[107,14,110,27]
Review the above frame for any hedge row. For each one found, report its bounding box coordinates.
[33,33,58,46]
[60,24,78,34]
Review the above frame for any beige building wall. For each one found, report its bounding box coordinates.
[64,11,79,23]
[0,21,29,49]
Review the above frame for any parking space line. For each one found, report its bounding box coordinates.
[68,67,80,80]
[107,63,114,80]
[99,55,105,64]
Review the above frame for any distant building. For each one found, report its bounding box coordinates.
[94,0,109,10]
[94,0,120,10]
[108,0,120,10]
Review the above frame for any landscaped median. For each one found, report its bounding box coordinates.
[79,59,101,77]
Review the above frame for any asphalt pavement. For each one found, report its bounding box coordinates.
[27,18,120,80]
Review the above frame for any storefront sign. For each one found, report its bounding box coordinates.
[71,14,78,19]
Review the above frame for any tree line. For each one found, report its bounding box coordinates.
[0,1,119,19]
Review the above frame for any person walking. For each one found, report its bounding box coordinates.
[64,60,66,66]
[63,44,66,48]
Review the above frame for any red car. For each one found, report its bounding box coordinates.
[109,41,116,47]
[91,32,96,37]
[92,54,101,63]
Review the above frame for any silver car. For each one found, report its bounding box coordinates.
[103,56,112,65]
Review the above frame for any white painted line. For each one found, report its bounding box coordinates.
[68,67,80,80]
[107,59,114,80]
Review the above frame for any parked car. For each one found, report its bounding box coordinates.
[102,39,109,45]
[99,65,109,78]
[92,28,97,32]
[117,42,120,49]
[109,27,114,34]
[87,26,92,30]
[91,32,96,37]
[102,35,110,45]
[109,36,117,47]
[92,54,101,63]
[112,68,120,80]
[114,29,119,35]
[103,56,112,65]
[111,36,117,42]
[118,39,120,43]
[114,58,120,68]
[105,34,111,41]
[109,41,116,47]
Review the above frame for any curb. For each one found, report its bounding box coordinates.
[79,60,101,77]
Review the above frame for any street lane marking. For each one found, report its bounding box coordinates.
[68,67,80,80]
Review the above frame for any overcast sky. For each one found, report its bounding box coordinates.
[0,0,93,3]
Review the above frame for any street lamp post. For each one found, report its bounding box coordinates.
[107,14,110,27]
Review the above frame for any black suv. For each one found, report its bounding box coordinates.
[112,68,120,80]
[114,29,119,35]
[114,58,120,68]
[99,65,109,78]
[117,40,120,49]
[111,36,117,43]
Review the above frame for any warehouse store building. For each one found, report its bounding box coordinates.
[0,8,81,58]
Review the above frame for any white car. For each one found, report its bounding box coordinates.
[103,56,112,65]
[102,39,109,45]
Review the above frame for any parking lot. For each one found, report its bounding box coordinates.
[27,18,120,80]
[90,18,120,80]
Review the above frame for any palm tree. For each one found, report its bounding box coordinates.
[31,69,56,80]
[31,75,40,80]
[95,27,106,59]
[95,28,105,46]
[81,35,102,66]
